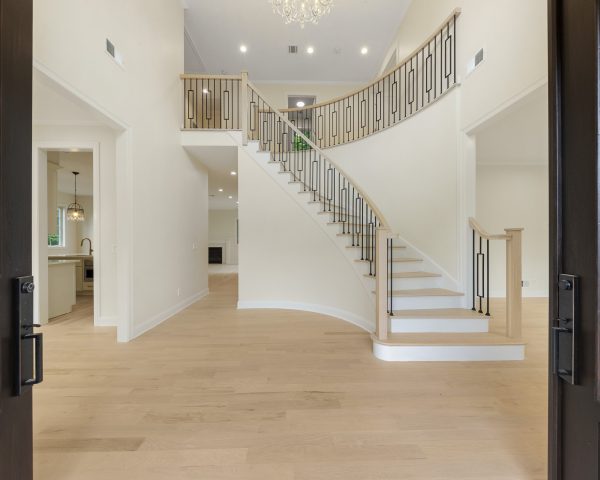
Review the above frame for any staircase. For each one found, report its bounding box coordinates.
[180,9,525,362]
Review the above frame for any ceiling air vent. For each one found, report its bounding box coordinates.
[106,38,124,67]
[288,45,298,54]
[475,48,484,67]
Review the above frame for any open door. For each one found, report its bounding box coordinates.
[549,0,600,478]
[0,0,35,478]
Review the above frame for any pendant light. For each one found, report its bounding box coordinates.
[67,171,85,222]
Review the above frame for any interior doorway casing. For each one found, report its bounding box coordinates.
[32,142,101,328]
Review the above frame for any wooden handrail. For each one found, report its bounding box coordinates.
[279,7,462,114]
[247,80,391,230]
[468,217,510,240]
[180,73,243,80]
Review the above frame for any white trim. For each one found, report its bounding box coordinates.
[183,28,206,72]
[372,341,525,362]
[96,316,118,327]
[463,77,549,135]
[237,300,374,333]
[132,288,209,340]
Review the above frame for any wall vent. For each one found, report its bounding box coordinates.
[475,48,484,67]
[106,39,115,57]
[106,38,124,67]
[466,47,485,77]
[288,45,298,54]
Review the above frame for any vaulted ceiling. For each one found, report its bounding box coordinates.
[183,0,412,82]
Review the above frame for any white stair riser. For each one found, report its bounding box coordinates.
[390,317,489,333]
[391,295,465,310]
[373,343,525,362]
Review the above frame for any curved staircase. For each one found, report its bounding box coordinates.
[180,8,525,361]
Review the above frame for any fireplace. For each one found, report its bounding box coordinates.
[208,246,223,264]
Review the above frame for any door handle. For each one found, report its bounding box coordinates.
[21,332,43,386]
[552,324,571,376]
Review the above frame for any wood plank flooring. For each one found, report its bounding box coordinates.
[34,274,548,479]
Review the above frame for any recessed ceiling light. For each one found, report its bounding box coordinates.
[236,201,239,205]
[296,101,305,108]
[70,148,79,152]
[360,46,369,55]
[240,45,247,53]
[228,195,233,199]
[218,188,223,192]
[230,171,237,176]
[306,46,314,54]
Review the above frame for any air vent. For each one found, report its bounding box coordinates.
[466,47,485,77]
[475,48,484,67]
[105,38,124,67]
[106,39,115,57]
[288,45,298,54]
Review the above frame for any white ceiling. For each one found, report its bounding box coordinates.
[476,85,548,166]
[184,145,239,210]
[184,0,412,82]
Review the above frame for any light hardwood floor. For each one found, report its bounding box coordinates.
[34,275,548,480]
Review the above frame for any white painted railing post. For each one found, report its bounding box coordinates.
[376,227,391,341]
[241,70,249,146]
[505,228,523,338]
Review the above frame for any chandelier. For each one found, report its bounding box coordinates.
[270,0,334,28]
[67,171,85,222]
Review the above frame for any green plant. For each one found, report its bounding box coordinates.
[48,233,60,246]
[292,130,311,151]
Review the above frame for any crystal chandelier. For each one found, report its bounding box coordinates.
[270,0,334,28]
[67,171,85,222]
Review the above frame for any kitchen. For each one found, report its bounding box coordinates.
[46,150,94,321]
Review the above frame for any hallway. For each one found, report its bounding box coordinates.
[34,274,547,480]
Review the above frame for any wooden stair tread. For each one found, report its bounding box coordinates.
[364,271,441,279]
[356,257,422,263]
[381,288,463,297]
[391,308,489,319]
[372,332,524,347]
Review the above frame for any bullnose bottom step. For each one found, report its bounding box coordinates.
[372,333,525,362]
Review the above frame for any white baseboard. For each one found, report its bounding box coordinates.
[131,288,209,340]
[237,300,374,333]
[95,315,118,327]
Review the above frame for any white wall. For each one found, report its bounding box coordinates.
[238,147,374,329]
[476,165,548,297]
[327,89,464,284]
[381,0,547,131]
[252,82,363,110]
[34,0,209,339]
[208,209,238,265]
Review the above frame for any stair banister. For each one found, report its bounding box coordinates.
[468,217,523,339]
[246,80,391,229]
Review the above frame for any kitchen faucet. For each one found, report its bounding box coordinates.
[81,237,93,256]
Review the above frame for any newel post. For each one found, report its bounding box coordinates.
[241,70,249,146]
[376,227,391,340]
[505,228,523,338]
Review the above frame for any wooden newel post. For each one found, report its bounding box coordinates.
[241,70,249,146]
[505,228,523,338]
[376,227,391,341]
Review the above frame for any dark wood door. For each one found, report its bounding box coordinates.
[549,0,600,478]
[0,0,34,478]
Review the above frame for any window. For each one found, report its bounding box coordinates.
[48,206,66,247]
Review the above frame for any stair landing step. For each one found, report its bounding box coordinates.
[392,308,488,319]
[372,333,525,362]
